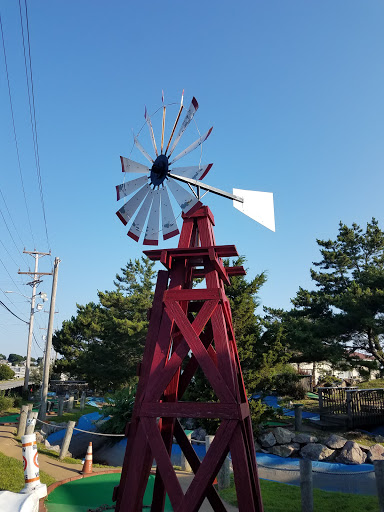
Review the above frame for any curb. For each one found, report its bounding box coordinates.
[38,469,122,512]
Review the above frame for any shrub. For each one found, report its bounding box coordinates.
[0,364,15,381]
[0,391,14,412]
[272,366,306,399]
[99,387,136,434]
[318,375,342,388]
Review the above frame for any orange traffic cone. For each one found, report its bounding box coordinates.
[81,442,93,474]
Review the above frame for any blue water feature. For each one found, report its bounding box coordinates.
[252,394,320,420]
[47,411,102,445]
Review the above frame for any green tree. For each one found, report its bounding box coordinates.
[8,354,24,365]
[0,364,15,381]
[0,354,6,360]
[280,218,384,368]
[53,257,155,391]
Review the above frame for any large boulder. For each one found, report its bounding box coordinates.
[324,434,347,450]
[337,441,366,465]
[270,444,295,458]
[35,431,45,444]
[259,432,276,448]
[367,444,384,463]
[273,427,294,445]
[301,443,335,461]
[254,442,262,452]
[292,433,318,444]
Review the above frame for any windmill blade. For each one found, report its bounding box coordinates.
[120,156,149,174]
[116,175,148,201]
[161,91,166,154]
[170,164,213,181]
[233,188,275,232]
[160,187,179,240]
[134,134,154,163]
[169,127,213,165]
[167,178,201,215]
[165,90,184,155]
[144,189,161,245]
[116,183,151,226]
[168,97,199,157]
[128,189,154,241]
[144,107,158,157]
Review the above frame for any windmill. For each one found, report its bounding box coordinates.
[116,91,275,244]
[113,93,273,512]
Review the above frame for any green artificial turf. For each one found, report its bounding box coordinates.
[45,473,173,512]
[0,414,19,423]
[218,476,379,511]
[0,452,55,493]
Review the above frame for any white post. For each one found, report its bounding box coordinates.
[180,432,192,472]
[20,433,47,498]
[25,411,38,435]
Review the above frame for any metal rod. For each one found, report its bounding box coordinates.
[168,173,244,203]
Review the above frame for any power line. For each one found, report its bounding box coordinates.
[19,0,51,257]
[0,11,35,248]
[0,255,24,295]
[0,300,29,324]
[0,187,29,266]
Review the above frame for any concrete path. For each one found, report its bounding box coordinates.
[0,425,239,511]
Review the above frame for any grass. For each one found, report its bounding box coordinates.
[219,476,379,511]
[359,379,384,389]
[0,452,56,493]
[49,404,99,423]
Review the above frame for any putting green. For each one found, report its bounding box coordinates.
[45,473,173,512]
[0,414,19,423]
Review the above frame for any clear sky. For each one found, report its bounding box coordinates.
[0,1,383,359]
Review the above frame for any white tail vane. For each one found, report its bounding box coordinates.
[128,191,154,241]
[160,187,179,240]
[144,107,158,157]
[233,189,275,232]
[170,127,213,165]
[120,157,149,174]
[168,97,199,157]
[134,134,153,163]
[144,190,161,245]
[116,176,148,201]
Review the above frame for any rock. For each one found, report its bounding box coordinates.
[358,444,370,452]
[270,444,295,458]
[259,432,276,448]
[367,444,384,462]
[301,443,335,461]
[336,441,366,465]
[44,439,51,448]
[191,427,206,442]
[289,442,301,452]
[273,427,294,444]
[254,442,262,452]
[35,431,45,443]
[49,444,61,453]
[292,433,318,444]
[375,435,384,443]
[324,434,347,449]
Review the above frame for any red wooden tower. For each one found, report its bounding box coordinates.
[113,205,264,512]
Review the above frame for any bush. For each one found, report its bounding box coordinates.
[99,387,136,434]
[0,391,14,412]
[0,364,15,381]
[318,375,342,388]
[9,393,22,408]
[271,366,306,399]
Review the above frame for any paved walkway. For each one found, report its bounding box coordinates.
[0,425,239,511]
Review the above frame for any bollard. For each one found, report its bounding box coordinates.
[59,421,75,460]
[20,433,47,498]
[27,403,33,412]
[58,396,64,416]
[80,391,86,411]
[218,455,231,490]
[294,404,303,432]
[25,411,38,435]
[300,458,313,512]
[67,396,74,412]
[375,460,384,512]
[180,432,192,472]
[17,405,29,438]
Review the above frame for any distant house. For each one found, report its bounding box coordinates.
[294,352,380,385]
[9,365,26,378]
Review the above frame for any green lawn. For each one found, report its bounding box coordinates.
[50,404,99,423]
[0,452,56,493]
[359,379,384,389]
[219,476,379,511]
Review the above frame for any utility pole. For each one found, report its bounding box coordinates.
[18,250,51,392]
[39,257,60,421]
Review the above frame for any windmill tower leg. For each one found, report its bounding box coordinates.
[114,206,263,512]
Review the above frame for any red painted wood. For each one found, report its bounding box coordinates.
[140,402,241,419]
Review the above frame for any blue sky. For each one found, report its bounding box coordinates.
[0,1,383,359]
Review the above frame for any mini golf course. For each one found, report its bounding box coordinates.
[44,473,173,512]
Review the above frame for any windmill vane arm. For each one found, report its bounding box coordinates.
[168,173,244,204]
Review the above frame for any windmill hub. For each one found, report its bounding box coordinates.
[150,154,169,186]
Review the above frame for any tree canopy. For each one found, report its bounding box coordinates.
[53,257,156,391]
[270,218,384,368]
[0,364,15,381]
[8,354,25,365]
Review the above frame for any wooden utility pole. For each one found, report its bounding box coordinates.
[18,250,51,392]
[39,257,60,421]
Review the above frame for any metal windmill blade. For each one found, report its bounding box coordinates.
[115,92,275,245]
